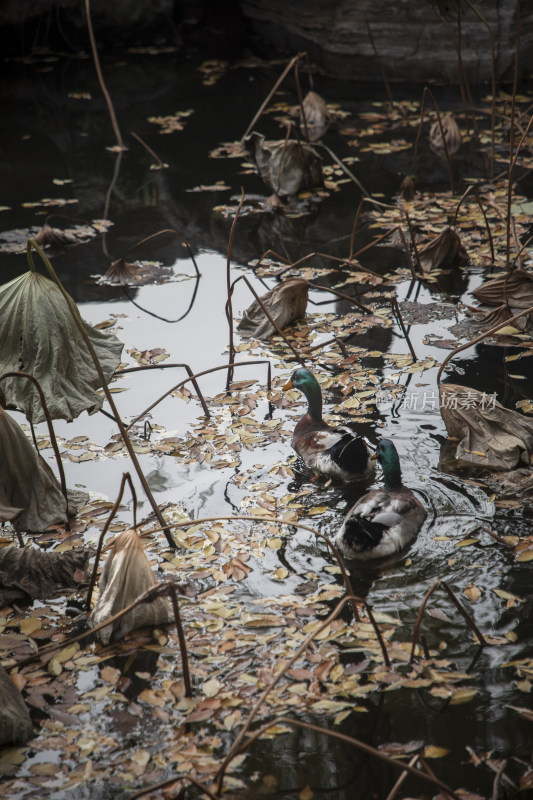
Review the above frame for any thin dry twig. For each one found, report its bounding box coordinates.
[410,578,486,661]
[86,472,137,609]
[85,0,124,149]
[242,53,303,142]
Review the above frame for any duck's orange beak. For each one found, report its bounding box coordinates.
[283,378,293,390]
[370,453,377,460]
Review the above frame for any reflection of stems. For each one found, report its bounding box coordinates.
[463,0,496,176]
[19,580,193,698]
[26,239,176,550]
[86,471,137,609]
[117,228,200,277]
[102,150,123,257]
[225,189,245,390]
[410,578,486,662]
[0,370,70,529]
[228,718,460,800]
[127,774,218,800]
[391,294,416,361]
[85,0,124,150]
[436,302,533,386]
[124,360,272,432]
[411,86,455,193]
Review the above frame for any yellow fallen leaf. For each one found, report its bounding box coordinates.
[203,678,223,697]
[274,567,289,580]
[463,584,481,603]
[517,550,533,562]
[423,745,450,758]
[455,538,479,547]
[449,687,478,705]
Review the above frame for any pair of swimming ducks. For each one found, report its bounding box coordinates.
[284,368,427,561]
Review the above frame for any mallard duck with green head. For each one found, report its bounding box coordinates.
[335,438,426,559]
[283,368,375,482]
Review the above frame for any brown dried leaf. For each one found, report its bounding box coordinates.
[298,91,330,142]
[0,546,89,604]
[88,529,173,644]
[440,383,533,470]
[0,666,33,745]
[472,269,533,309]
[429,115,461,157]
[33,223,78,247]
[237,278,309,339]
[418,228,468,273]
[244,132,323,197]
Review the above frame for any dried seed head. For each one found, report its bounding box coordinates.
[429,115,461,157]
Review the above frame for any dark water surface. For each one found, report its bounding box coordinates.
[1,46,533,799]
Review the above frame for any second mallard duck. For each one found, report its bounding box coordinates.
[283,368,375,482]
[335,438,426,559]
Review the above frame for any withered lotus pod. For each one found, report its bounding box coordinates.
[429,115,461,157]
[400,176,415,201]
[237,278,309,339]
[298,91,330,142]
[0,405,69,532]
[418,227,468,273]
[244,131,323,197]
[472,269,533,309]
[0,265,123,423]
[88,529,173,644]
[440,383,533,470]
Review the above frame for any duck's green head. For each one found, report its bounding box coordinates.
[376,438,402,490]
[283,368,322,419]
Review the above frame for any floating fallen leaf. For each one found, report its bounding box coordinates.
[423,745,450,758]
[449,687,478,705]
[463,584,481,603]
[237,278,309,339]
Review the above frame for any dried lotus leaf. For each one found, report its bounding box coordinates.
[0,405,70,531]
[440,383,533,470]
[244,131,323,197]
[0,666,33,745]
[298,91,330,142]
[88,529,173,644]
[418,228,468,273]
[472,269,533,309]
[429,115,461,157]
[237,278,309,339]
[0,546,90,604]
[0,271,123,423]
[33,223,78,247]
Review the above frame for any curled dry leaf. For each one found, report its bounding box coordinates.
[0,666,33,745]
[0,406,71,532]
[429,115,461,157]
[237,278,309,339]
[244,131,323,197]
[469,303,532,333]
[0,271,123,423]
[0,546,90,604]
[472,269,533,309]
[440,383,533,470]
[88,528,173,644]
[418,227,468,273]
[298,91,330,142]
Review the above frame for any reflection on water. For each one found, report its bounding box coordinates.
[1,46,533,800]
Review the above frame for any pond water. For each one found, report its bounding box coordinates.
[1,44,533,800]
